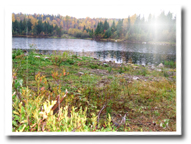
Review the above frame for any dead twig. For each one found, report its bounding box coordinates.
[97,104,106,125]
[72,124,82,132]
[113,113,128,130]
[52,90,68,114]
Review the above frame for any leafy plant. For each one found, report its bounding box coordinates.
[164,60,176,68]
[51,55,63,67]
[12,49,24,59]
[107,67,112,73]
[89,64,98,69]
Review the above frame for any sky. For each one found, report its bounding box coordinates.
[10,1,178,19]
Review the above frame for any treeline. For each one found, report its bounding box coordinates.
[12,19,63,37]
[12,12,176,42]
[92,12,176,42]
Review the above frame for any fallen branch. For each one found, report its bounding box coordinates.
[113,113,128,130]
[52,89,68,114]
[97,104,106,124]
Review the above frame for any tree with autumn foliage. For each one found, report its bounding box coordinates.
[12,12,176,42]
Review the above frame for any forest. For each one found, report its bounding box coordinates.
[12,12,176,43]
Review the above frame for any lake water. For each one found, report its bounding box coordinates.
[12,37,176,65]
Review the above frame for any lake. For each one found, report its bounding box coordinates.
[12,37,176,65]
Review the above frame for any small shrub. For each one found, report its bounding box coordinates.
[72,55,77,59]
[164,60,176,68]
[63,52,69,59]
[89,64,98,69]
[12,49,24,59]
[124,66,130,71]
[51,55,63,67]
[66,59,75,65]
[141,68,147,76]
[118,67,124,74]
[163,71,169,77]
[135,67,147,76]
[104,64,109,67]
[108,67,112,73]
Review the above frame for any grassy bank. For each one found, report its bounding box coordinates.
[12,48,176,132]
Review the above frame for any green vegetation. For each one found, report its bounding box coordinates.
[164,60,176,68]
[12,48,176,132]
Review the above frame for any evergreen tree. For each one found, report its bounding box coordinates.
[103,19,109,30]
[83,25,86,31]
[111,21,116,33]
[35,20,43,34]
[13,20,20,34]
[56,27,62,37]
[95,22,100,36]
[104,28,112,38]
[89,29,94,38]
[116,19,123,38]
[99,22,104,33]
[27,19,32,32]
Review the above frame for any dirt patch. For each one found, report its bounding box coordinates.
[90,69,108,75]
[96,78,111,88]
[116,73,164,83]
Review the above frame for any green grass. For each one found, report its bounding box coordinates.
[12,49,176,132]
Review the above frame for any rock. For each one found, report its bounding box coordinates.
[44,57,50,59]
[132,65,138,69]
[78,57,82,60]
[133,76,139,80]
[78,72,84,76]
[24,53,28,56]
[34,56,40,58]
[94,57,98,60]
[158,63,164,68]
[156,69,162,72]
[151,66,155,70]
[167,71,173,75]
[99,83,104,88]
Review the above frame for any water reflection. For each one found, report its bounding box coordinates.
[94,50,175,65]
[12,38,176,65]
[12,38,176,54]
[17,49,176,66]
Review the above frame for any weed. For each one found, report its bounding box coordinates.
[12,49,24,59]
[51,55,63,67]
[164,60,176,68]
[108,67,112,73]
[89,64,98,69]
